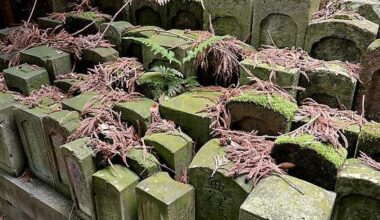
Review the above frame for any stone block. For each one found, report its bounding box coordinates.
[65,12,110,35]
[0,93,25,176]
[144,132,193,180]
[130,0,168,28]
[305,18,378,63]
[122,26,162,60]
[42,110,81,196]
[136,172,195,220]
[358,39,380,121]
[113,97,157,134]
[252,0,320,48]
[141,30,197,77]
[332,159,380,220]
[15,107,57,185]
[239,58,300,96]
[126,149,161,179]
[61,137,97,220]
[99,21,134,52]
[37,17,64,30]
[298,62,357,109]
[357,122,380,161]
[273,134,347,190]
[82,47,119,66]
[226,92,298,135]
[239,175,336,220]
[54,75,86,94]
[0,196,32,220]
[93,165,140,220]
[202,0,253,41]
[160,90,222,146]
[0,169,79,220]
[3,64,50,96]
[62,92,98,112]
[94,0,130,20]
[167,0,203,30]
[20,46,72,80]
[189,139,254,220]
[0,52,15,71]
[0,27,17,39]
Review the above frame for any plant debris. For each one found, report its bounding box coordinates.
[359,152,380,171]
[145,103,178,136]
[20,85,66,109]
[213,128,286,185]
[290,98,367,149]
[0,73,8,92]
[312,0,362,21]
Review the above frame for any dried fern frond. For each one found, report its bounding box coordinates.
[214,128,286,185]
[290,98,366,149]
[146,103,178,136]
[20,85,66,109]
[0,73,8,92]
[359,152,380,171]
[47,12,67,22]
[312,0,362,21]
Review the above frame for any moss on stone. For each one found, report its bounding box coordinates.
[357,122,380,157]
[229,92,298,120]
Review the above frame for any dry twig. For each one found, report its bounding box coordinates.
[359,152,380,171]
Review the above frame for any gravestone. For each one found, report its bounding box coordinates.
[82,47,119,66]
[65,12,109,35]
[62,92,98,113]
[42,110,81,196]
[358,39,380,121]
[37,17,64,30]
[0,52,15,71]
[160,90,222,146]
[54,74,87,93]
[189,139,254,220]
[0,93,25,176]
[252,0,320,48]
[305,18,378,63]
[202,0,253,41]
[113,97,157,134]
[3,64,50,96]
[93,165,140,220]
[130,0,168,28]
[126,149,161,179]
[239,58,300,96]
[61,137,97,220]
[273,134,347,190]
[136,172,195,220]
[332,159,380,220]
[240,175,336,220]
[100,21,134,53]
[298,62,357,109]
[144,132,193,180]
[20,46,72,81]
[357,122,380,161]
[167,0,203,30]
[226,91,298,135]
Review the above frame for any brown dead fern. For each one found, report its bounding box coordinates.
[20,85,66,109]
[359,152,380,171]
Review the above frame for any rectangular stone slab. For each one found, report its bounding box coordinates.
[239,58,300,96]
[357,122,380,161]
[61,137,96,220]
[239,175,336,220]
[37,17,64,30]
[54,78,81,93]
[0,93,25,176]
[298,62,357,109]
[159,90,222,146]
[20,46,72,81]
[3,64,50,96]
[144,132,193,180]
[136,172,195,220]
[99,21,134,52]
[93,165,140,220]
[113,97,157,134]
[82,47,119,66]
[0,169,79,220]
[333,159,380,219]
[15,107,56,185]
[189,139,254,220]
[202,0,253,41]
[62,92,98,113]
[42,110,81,197]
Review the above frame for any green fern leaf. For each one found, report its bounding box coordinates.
[124,37,181,65]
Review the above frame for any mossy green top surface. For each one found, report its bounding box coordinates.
[241,58,299,75]
[229,92,298,120]
[61,137,92,160]
[124,26,162,38]
[115,98,156,120]
[137,72,165,85]
[93,165,140,192]
[149,31,190,48]
[368,39,380,52]
[4,64,47,80]
[72,11,105,21]
[0,92,16,109]
[136,172,193,205]
[144,132,192,154]
[47,110,81,132]
[275,134,347,167]
[160,90,222,116]
[361,122,380,141]
[62,92,98,112]
[22,46,68,60]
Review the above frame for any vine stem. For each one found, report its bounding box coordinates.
[27,0,38,24]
